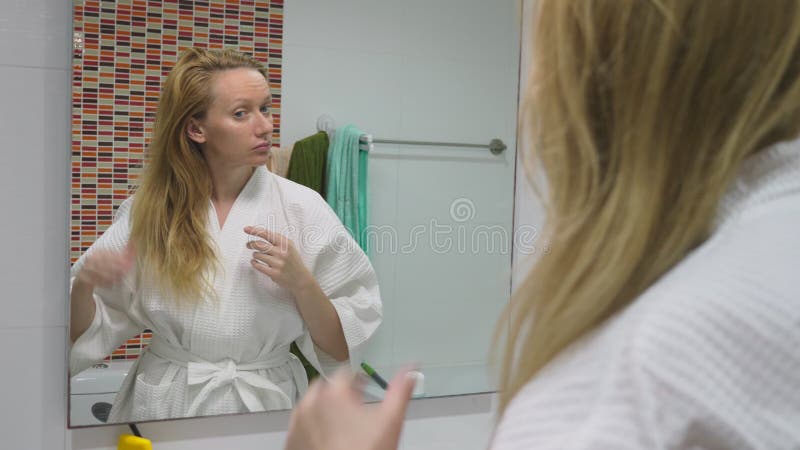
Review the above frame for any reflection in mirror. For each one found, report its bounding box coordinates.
[68,0,522,428]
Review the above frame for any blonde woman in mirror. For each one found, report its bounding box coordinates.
[69,47,382,422]
[285,1,800,449]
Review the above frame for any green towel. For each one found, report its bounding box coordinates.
[285,131,330,382]
[325,124,370,256]
[286,131,329,196]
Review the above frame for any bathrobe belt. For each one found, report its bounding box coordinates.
[148,337,308,415]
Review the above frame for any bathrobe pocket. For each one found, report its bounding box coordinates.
[131,367,184,421]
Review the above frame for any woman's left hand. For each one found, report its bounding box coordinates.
[244,225,313,294]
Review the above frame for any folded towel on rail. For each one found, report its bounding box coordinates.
[325,124,370,256]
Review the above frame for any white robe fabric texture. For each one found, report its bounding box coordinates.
[69,166,382,422]
[492,141,800,449]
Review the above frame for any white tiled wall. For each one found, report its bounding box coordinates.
[0,0,542,448]
[0,0,72,69]
[0,0,73,449]
[0,327,68,449]
[0,65,70,330]
[281,0,521,397]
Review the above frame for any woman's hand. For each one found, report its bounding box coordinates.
[285,368,416,450]
[75,244,135,289]
[244,225,314,295]
[245,225,350,359]
[70,244,135,342]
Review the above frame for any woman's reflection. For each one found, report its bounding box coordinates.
[69,47,382,423]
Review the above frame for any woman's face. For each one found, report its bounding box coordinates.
[188,67,273,171]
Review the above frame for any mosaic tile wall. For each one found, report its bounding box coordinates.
[71,0,284,362]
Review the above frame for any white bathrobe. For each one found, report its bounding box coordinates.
[69,166,382,422]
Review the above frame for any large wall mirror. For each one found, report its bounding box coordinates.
[68,0,523,428]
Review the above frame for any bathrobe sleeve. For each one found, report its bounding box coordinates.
[292,193,383,376]
[69,197,141,375]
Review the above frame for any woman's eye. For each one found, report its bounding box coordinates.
[260,106,271,115]
[233,111,246,119]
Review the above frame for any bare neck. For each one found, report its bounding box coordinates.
[208,165,255,204]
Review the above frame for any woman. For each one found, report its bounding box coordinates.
[69,48,382,422]
[285,1,800,448]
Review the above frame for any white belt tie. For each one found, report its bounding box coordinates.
[148,338,308,416]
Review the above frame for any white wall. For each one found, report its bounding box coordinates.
[512,0,546,292]
[280,0,521,398]
[0,0,73,448]
[0,0,543,448]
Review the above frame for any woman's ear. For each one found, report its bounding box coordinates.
[186,119,206,144]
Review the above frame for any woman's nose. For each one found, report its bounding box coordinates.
[256,113,274,136]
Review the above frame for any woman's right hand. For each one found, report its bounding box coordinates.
[70,244,135,343]
[285,368,416,450]
[75,245,135,289]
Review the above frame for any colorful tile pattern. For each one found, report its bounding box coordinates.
[71,0,284,361]
[103,331,153,362]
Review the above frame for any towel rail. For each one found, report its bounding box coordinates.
[359,135,507,155]
[315,114,506,155]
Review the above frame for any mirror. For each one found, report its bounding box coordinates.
[68,0,523,427]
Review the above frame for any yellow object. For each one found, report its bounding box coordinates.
[117,433,152,450]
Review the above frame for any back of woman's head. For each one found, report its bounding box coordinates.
[131,47,269,302]
[498,0,800,413]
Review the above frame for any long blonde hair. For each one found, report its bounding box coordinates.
[130,47,269,302]
[498,0,800,413]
